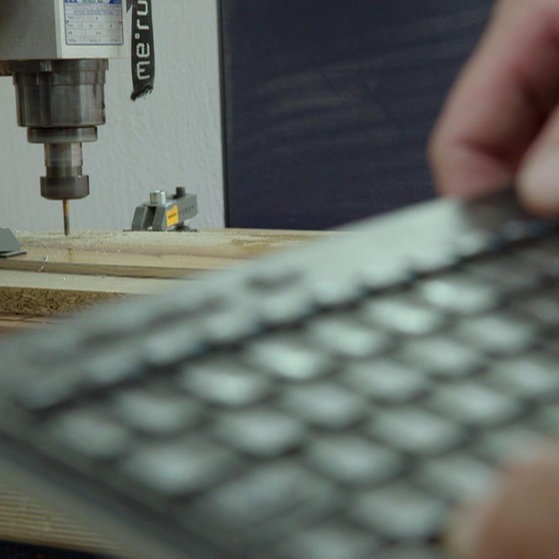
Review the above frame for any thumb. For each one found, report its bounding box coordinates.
[518,106,559,216]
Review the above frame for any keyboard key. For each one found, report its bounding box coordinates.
[200,303,260,344]
[375,548,443,559]
[305,316,391,358]
[477,426,544,463]
[243,336,334,381]
[271,520,378,559]
[399,337,483,379]
[304,436,402,486]
[112,387,202,436]
[488,354,559,401]
[351,484,445,540]
[514,292,559,328]
[213,409,306,457]
[417,454,494,502]
[259,288,316,326]
[50,408,130,460]
[308,275,365,307]
[456,313,538,356]
[343,359,428,404]
[14,369,82,413]
[188,462,338,545]
[537,407,559,434]
[180,360,273,407]
[120,438,235,497]
[142,321,206,367]
[246,267,302,291]
[417,274,500,315]
[430,382,522,428]
[81,344,145,388]
[361,297,445,336]
[466,257,543,294]
[280,383,368,429]
[367,409,464,455]
[517,240,559,278]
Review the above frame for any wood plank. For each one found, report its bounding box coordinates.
[0,229,331,279]
[0,270,183,316]
[0,485,123,556]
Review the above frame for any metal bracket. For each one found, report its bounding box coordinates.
[131,187,198,232]
[0,228,26,258]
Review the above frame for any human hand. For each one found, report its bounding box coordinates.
[447,448,559,559]
[429,0,559,216]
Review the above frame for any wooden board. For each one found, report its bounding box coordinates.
[1,229,330,278]
[0,228,330,320]
[0,485,124,556]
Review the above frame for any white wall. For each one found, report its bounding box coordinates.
[0,0,224,232]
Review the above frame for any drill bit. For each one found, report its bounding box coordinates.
[62,200,70,237]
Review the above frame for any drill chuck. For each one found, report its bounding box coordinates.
[7,59,107,201]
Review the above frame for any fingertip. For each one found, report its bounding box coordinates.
[445,500,491,559]
[518,151,559,216]
[429,141,512,199]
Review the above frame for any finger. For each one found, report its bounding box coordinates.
[447,449,559,559]
[518,104,559,215]
[429,0,559,198]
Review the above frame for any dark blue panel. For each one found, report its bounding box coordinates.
[221,0,493,229]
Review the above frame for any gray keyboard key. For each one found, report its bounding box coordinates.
[477,426,544,463]
[517,241,559,278]
[280,383,368,429]
[142,322,206,367]
[417,274,500,315]
[200,303,260,344]
[456,313,538,356]
[120,438,235,496]
[305,316,391,358]
[246,267,302,291]
[14,369,82,412]
[400,337,483,379]
[180,360,273,407]
[537,407,559,433]
[375,548,443,559]
[272,520,378,559]
[430,382,522,428]
[50,408,130,460]
[343,359,428,404]
[307,275,365,307]
[259,287,316,325]
[188,462,338,544]
[351,484,445,540]
[81,344,145,388]
[488,354,559,401]
[514,291,559,327]
[112,388,201,436]
[361,297,446,336]
[418,454,494,502]
[213,409,306,457]
[368,409,464,455]
[304,436,402,486]
[243,336,333,381]
[466,257,543,294]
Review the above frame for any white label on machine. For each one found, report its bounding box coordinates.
[64,0,124,46]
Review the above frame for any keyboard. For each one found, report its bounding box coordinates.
[0,192,558,559]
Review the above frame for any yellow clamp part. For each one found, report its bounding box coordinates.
[166,204,180,227]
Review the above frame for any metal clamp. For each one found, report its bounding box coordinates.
[0,228,26,258]
[131,187,198,232]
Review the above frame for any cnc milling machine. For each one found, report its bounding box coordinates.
[0,0,128,235]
